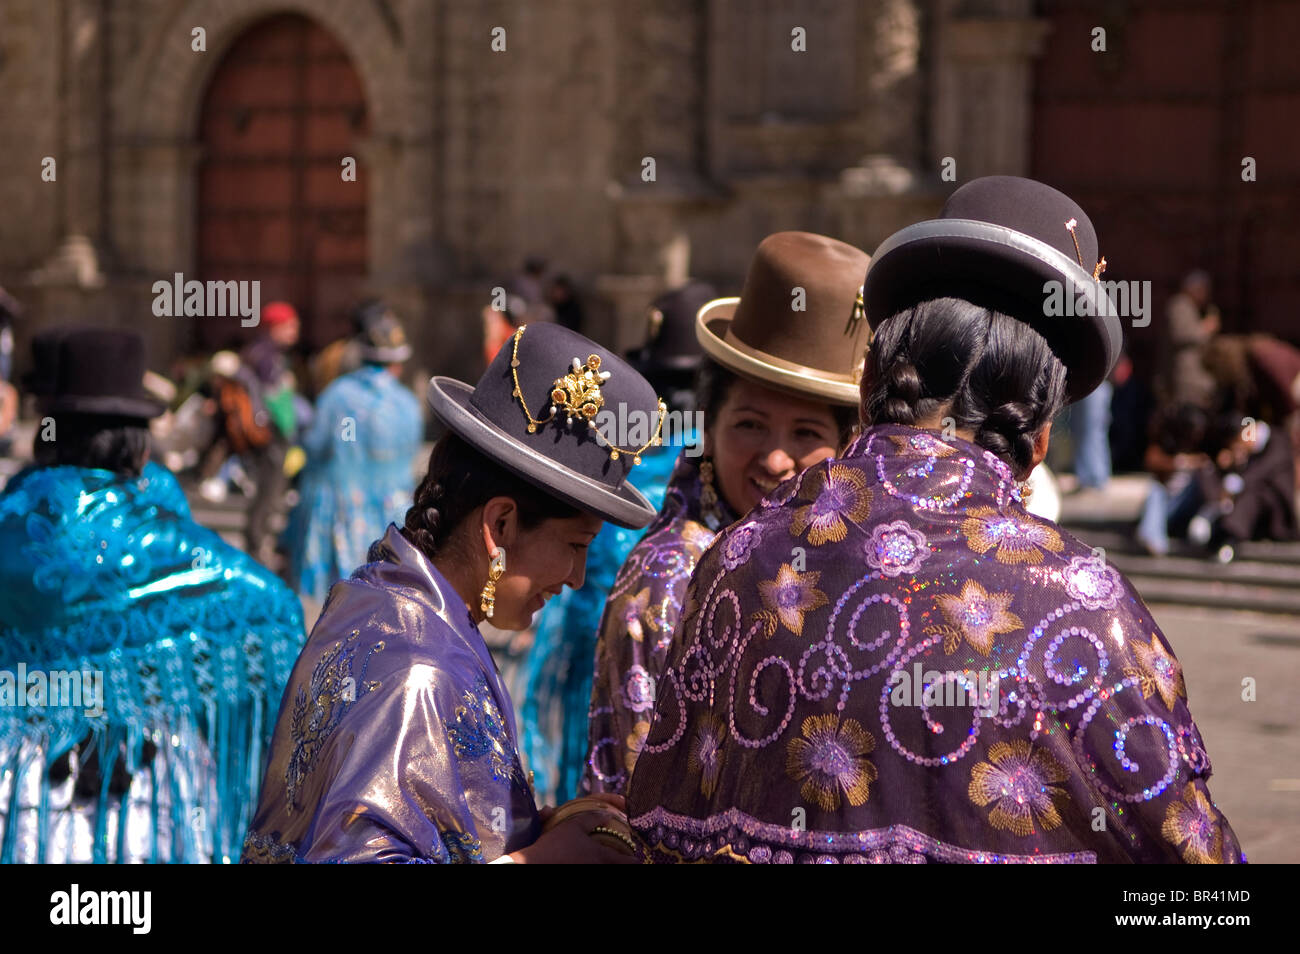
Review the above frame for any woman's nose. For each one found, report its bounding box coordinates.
[761,445,796,477]
[566,554,588,591]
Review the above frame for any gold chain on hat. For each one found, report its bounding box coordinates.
[509,324,667,465]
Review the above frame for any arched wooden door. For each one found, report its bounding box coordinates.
[196,13,369,352]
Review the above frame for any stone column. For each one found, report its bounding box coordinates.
[930,3,1049,181]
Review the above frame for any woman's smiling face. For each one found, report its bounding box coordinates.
[487,511,603,630]
[707,378,840,516]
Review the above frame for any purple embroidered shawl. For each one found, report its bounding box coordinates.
[626,424,1243,864]
[583,452,734,795]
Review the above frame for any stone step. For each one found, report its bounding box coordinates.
[1105,552,1300,590]
[1120,573,1300,616]
[1062,525,1300,567]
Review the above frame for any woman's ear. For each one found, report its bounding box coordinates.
[1029,422,1052,475]
[479,496,519,555]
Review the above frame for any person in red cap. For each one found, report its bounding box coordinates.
[240,300,301,562]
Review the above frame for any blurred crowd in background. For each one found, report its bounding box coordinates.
[3,259,1297,590]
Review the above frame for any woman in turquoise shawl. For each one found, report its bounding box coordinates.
[0,328,304,863]
[284,304,423,603]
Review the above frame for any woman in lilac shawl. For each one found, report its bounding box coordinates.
[583,233,870,794]
[626,178,1242,863]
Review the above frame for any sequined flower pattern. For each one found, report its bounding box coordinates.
[790,464,872,546]
[785,714,878,812]
[863,520,928,578]
[1162,782,1225,863]
[933,580,1023,655]
[722,520,765,571]
[758,563,829,636]
[959,506,1063,565]
[968,741,1068,836]
[1064,554,1123,610]
[888,432,956,458]
[688,715,725,798]
[1126,633,1187,710]
[621,664,656,713]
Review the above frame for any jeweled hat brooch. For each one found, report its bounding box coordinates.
[510,325,666,464]
[425,321,663,528]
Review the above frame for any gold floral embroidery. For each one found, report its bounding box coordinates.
[790,464,872,545]
[626,720,650,774]
[930,580,1023,655]
[960,506,1063,565]
[1126,633,1187,711]
[688,715,726,797]
[622,587,654,643]
[785,714,878,812]
[758,563,829,636]
[968,740,1069,836]
[1161,782,1225,864]
[750,610,779,638]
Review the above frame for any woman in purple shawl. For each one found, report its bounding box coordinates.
[583,233,869,794]
[626,177,1243,863]
[243,323,663,863]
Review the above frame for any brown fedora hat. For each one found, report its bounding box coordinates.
[696,232,871,406]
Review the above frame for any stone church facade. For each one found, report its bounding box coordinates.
[0,0,1050,379]
[0,0,1292,385]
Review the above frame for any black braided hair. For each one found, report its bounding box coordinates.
[695,358,857,447]
[402,432,581,562]
[862,297,1067,477]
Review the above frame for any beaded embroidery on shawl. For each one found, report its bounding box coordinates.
[630,425,1241,864]
[447,673,529,789]
[285,630,384,809]
[584,453,735,793]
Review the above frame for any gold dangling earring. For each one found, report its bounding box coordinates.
[699,457,722,529]
[1015,479,1034,506]
[480,547,506,619]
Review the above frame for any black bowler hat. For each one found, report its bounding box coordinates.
[862,176,1123,402]
[351,299,412,363]
[627,280,717,375]
[26,327,165,419]
[426,323,663,528]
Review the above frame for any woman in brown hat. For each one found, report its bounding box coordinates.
[582,232,872,795]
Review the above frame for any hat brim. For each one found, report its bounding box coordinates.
[863,218,1123,403]
[42,394,166,419]
[695,298,861,406]
[426,377,657,529]
[361,344,413,363]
